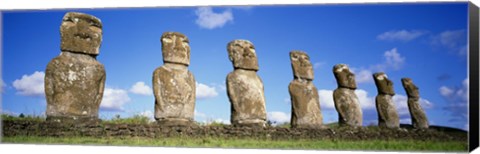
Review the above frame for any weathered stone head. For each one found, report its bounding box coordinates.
[373,72,395,95]
[161,32,191,66]
[60,12,102,55]
[227,40,259,71]
[401,78,419,98]
[333,64,356,89]
[290,51,314,80]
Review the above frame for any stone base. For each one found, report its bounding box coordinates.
[292,124,326,129]
[232,119,266,128]
[338,122,363,128]
[46,116,100,125]
[378,122,400,129]
[2,119,467,142]
[156,118,197,127]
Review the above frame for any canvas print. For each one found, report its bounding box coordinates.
[0,2,473,152]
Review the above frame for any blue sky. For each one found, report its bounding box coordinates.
[1,3,470,130]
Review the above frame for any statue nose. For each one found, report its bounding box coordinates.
[75,21,94,38]
[76,21,89,30]
[174,37,184,50]
[300,57,307,62]
[243,48,254,57]
[299,57,310,65]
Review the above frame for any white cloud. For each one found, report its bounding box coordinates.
[383,48,405,70]
[431,29,467,55]
[354,69,374,84]
[439,86,454,97]
[138,110,154,121]
[318,89,335,109]
[284,98,291,104]
[129,81,152,96]
[377,30,426,41]
[12,71,45,97]
[196,82,218,99]
[194,110,230,125]
[434,30,465,48]
[267,111,290,124]
[439,78,468,101]
[100,88,131,112]
[211,82,226,91]
[393,94,412,116]
[313,62,325,69]
[439,78,468,122]
[355,89,375,109]
[139,110,153,117]
[195,7,233,29]
[352,48,405,84]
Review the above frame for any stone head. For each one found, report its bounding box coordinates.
[161,32,191,66]
[373,72,395,95]
[60,12,103,55]
[227,40,259,71]
[401,78,420,98]
[290,51,314,80]
[333,64,357,89]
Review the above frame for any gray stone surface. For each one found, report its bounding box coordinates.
[153,32,196,127]
[161,32,191,65]
[288,51,323,128]
[60,12,103,55]
[401,78,429,129]
[45,12,105,123]
[332,64,362,127]
[373,72,399,128]
[226,40,266,127]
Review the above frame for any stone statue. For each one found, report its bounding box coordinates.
[226,40,267,127]
[45,12,105,123]
[401,78,429,129]
[332,64,362,126]
[373,72,399,128]
[153,32,196,126]
[288,51,323,128]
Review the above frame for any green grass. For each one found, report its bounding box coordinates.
[1,135,467,152]
[1,114,45,122]
[101,115,152,125]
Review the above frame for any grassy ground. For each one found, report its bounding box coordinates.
[2,135,467,152]
[1,114,468,151]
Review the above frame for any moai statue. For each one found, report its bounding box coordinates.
[153,32,196,127]
[332,64,362,127]
[373,72,399,128]
[226,40,267,127]
[401,78,429,129]
[288,51,323,128]
[45,12,105,123]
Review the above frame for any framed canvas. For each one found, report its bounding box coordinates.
[1,0,478,153]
